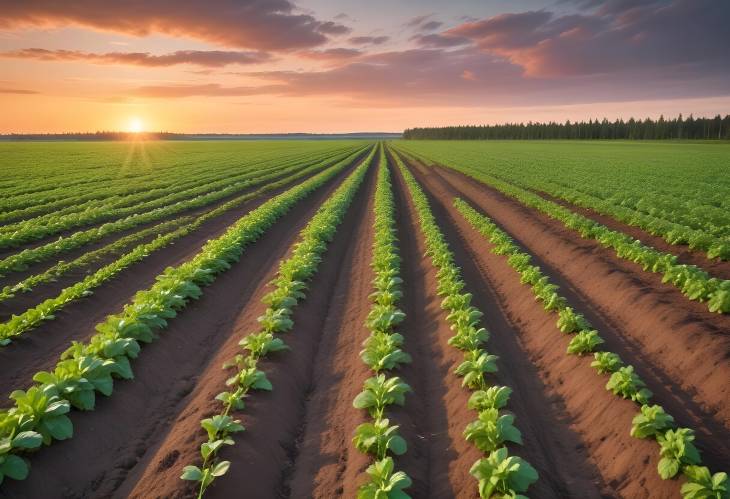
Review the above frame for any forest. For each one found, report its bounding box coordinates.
[403,114,730,140]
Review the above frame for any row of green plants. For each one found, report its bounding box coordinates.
[0,146,360,249]
[181,146,375,498]
[396,149,729,314]
[0,145,353,239]
[0,149,366,345]
[0,216,194,303]
[0,146,366,277]
[0,148,371,486]
[517,175,730,260]
[0,142,356,222]
[392,150,539,498]
[351,148,413,498]
[453,197,728,498]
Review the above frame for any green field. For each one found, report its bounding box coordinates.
[0,140,728,498]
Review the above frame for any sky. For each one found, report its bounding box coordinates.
[0,0,728,133]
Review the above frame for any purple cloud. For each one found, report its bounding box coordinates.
[0,0,351,51]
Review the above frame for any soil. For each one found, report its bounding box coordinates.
[0,151,373,499]
[0,153,367,403]
[398,153,730,472]
[530,188,730,280]
[0,145,727,499]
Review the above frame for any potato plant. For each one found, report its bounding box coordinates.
[392,149,537,498]
[353,146,413,498]
[182,146,375,497]
[0,148,369,485]
[452,195,724,493]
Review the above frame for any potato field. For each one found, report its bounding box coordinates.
[0,140,728,499]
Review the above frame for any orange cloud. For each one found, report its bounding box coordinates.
[0,0,350,51]
[1,48,272,67]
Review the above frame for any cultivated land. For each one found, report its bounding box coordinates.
[0,139,728,499]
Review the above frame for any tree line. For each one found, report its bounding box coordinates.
[403,114,730,140]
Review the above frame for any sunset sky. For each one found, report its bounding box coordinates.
[1,0,728,133]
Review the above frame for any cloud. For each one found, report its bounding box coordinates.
[133,83,278,98]
[298,48,362,62]
[419,20,443,31]
[131,41,730,109]
[349,35,390,46]
[1,48,272,67]
[0,0,350,51]
[410,33,471,48]
[0,87,39,94]
[404,14,433,28]
[446,0,730,77]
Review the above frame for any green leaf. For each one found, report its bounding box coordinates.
[211,460,231,477]
[180,465,203,481]
[11,431,42,450]
[0,454,29,481]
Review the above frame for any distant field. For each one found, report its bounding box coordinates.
[0,140,727,498]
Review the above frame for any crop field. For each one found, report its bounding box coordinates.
[0,139,728,499]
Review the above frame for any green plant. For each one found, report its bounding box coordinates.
[352,418,407,460]
[606,366,653,404]
[464,409,523,453]
[681,466,729,499]
[353,375,412,420]
[357,457,412,499]
[591,352,623,374]
[469,447,539,499]
[631,405,675,439]
[455,351,498,389]
[566,330,604,355]
[468,386,513,412]
[657,428,701,479]
[557,307,591,333]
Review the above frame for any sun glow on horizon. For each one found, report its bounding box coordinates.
[127,117,144,133]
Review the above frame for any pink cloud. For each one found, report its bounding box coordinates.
[1,48,272,67]
[0,0,350,51]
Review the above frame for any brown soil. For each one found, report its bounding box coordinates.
[1,145,727,499]
[408,157,730,424]
[0,152,372,499]
[0,149,359,316]
[0,155,366,403]
[394,151,682,498]
[125,155,379,499]
[399,154,730,473]
[531,188,730,280]
[390,154,606,498]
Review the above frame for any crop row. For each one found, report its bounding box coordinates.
[494,174,730,260]
[0,146,359,248]
[0,141,356,215]
[0,146,366,278]
[351,147,413,498]
[0,149,368,345]
[392,150,539,498]
[0,216,193,303]
[181,145,375,497]
[394,149,729,314]
[0,148,370,486]
[0,145,357,226]
[453,197,729,498]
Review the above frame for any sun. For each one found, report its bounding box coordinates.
[128,117,144,133]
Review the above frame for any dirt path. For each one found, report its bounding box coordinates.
[531,188,730,280]
[394,153,681,498]
[123,160,377,499]
[0,157,370,499]
[405,157,730,432]
[0,156,366,402]
[390,153,606,498]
